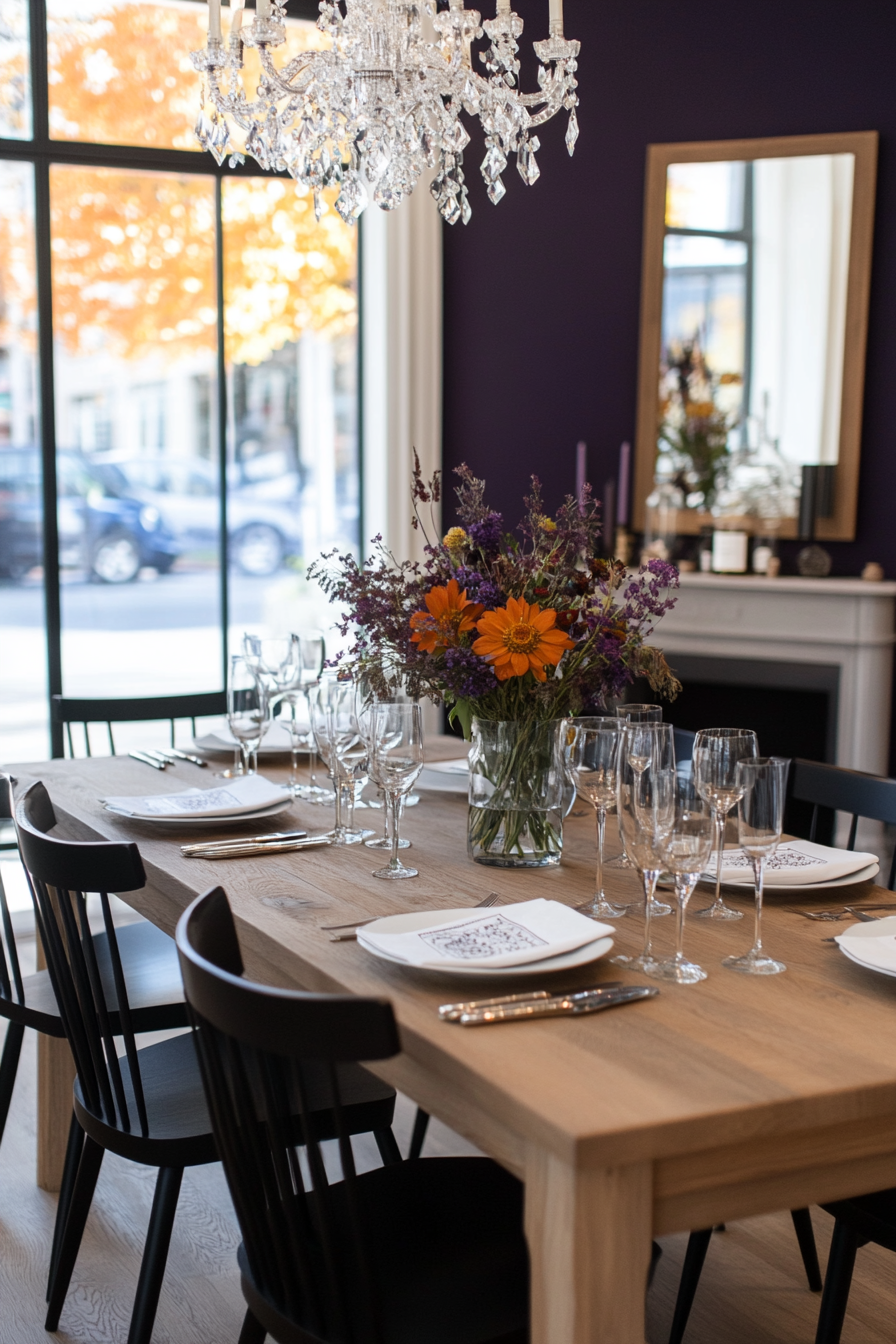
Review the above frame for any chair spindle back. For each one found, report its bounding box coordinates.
[14,781,151,1134]
[177,886,401,1344]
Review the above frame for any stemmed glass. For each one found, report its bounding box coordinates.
[693,728,758,920]
[356,689,411,850]
[612,724,676,971]
[608,705,662,867]
[227,654,268,777]
[570,717,627,919]
[722,757,790,975]
[291,631,330,802]
[650,779,714,984]
[368,703,424,879]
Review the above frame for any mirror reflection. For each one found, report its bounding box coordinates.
[659,152,854,520]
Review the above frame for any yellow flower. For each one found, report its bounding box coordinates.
[538,516,557,533]
[473,597,574,682]
[442,526,468,551]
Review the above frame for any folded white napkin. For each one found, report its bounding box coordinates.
[102,773,288,819]
[197,722,294,751]
[422,758,469,775]
[358,899,612,969]
[835,929,896,974]
[714,840,877,886]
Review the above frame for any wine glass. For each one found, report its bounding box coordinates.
[570,717,627,919]
[650,779,714,984]
[368,703,424,880]
[608,706,663,867]
[356,687,411,851]
[327,682,375,843]
[293,631,330,802]
[722,757,790,975]
[612,724,676,971]
[227,655,268,776]
[693,728,759,920]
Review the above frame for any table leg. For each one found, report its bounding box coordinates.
[525,1146,652,1344]
[37,1034,75,1192]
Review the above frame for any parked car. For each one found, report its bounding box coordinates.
[94,455,303,577]
[0,447,181,583]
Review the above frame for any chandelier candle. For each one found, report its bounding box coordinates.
[191,0,581,225]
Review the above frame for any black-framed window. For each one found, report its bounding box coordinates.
[662,159,754,423]
[0,0,359,762]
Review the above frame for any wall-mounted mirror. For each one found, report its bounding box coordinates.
[634,131,877,543]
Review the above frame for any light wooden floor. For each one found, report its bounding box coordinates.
[1,936,894,1344]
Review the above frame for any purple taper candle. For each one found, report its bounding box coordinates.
[576,440,586,513]
[617,440,631,526]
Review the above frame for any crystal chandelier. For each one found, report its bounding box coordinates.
[191,0,580,225]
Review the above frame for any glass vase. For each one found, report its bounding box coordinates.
[467,718,565,868]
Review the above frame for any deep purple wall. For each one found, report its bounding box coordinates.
[441,0,896,583]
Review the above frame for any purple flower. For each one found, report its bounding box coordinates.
[453,566,503,610]
[441,645,497,699]
[467,511,504,553]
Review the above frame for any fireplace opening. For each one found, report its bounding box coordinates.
[628,654,840,842]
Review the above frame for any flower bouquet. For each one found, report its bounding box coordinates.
[309,460,680,866]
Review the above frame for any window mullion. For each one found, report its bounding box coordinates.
[215,177,229,686]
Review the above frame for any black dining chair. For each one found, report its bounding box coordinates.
[0,775,187,1278]
[812,1190,896,1342]
[176,884,530,1344]
[791,758,896,888]
[52,690,227,757]
[14,780,402,1344]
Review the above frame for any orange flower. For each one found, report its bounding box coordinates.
[473,597,574,682]
[410,579,484,653]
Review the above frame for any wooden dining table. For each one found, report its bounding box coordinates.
[10,741,896,1344]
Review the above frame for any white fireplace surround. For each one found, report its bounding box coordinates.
[657,573,896,776]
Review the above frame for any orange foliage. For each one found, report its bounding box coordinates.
[2,1,355,366]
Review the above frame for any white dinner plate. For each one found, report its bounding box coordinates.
[193,728,293,759]
[837,916,896,980]
[416,765,469,795]
[722,861,880,894]
[357,907,614,980]
[103,798,293,827]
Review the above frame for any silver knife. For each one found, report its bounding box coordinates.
[129,750,167,771]
[439,982,624,1022]
[157,748,209,768]
[457,985,657,1026]
[184,836,333,859]
[182,829,308,855]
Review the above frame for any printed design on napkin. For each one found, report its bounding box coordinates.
[419,914,548,962]
[723,848,826,870]
[138,787,242,815]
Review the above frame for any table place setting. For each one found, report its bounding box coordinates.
[354,898,615,979]
[833,916,896,978]
[101,772,292,826]
[710,839,879,891]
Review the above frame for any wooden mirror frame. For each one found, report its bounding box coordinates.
[633,131,878,542]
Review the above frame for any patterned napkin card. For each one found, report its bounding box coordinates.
[102,773,288,818]
[358,899,612,969]
[715,840,877,886]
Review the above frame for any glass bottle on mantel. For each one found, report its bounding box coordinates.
[711,478,749,574]
[643,456,684,563]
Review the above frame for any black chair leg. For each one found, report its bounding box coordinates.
[373,1127,403,1166]
[45,1134,105,1331]
[791,1207,823,1292]
[408,1106,430,1160]
[238,1308,267,1344]
[47,1112,86,1302]
[0,1021,24,1144]
[668,1228,713,1344]
[127,1166,184,1344]
[815,1219,859,1344]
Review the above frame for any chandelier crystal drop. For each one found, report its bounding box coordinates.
[190,0,580,225]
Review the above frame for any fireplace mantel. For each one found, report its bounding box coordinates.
[657,573,896,774]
